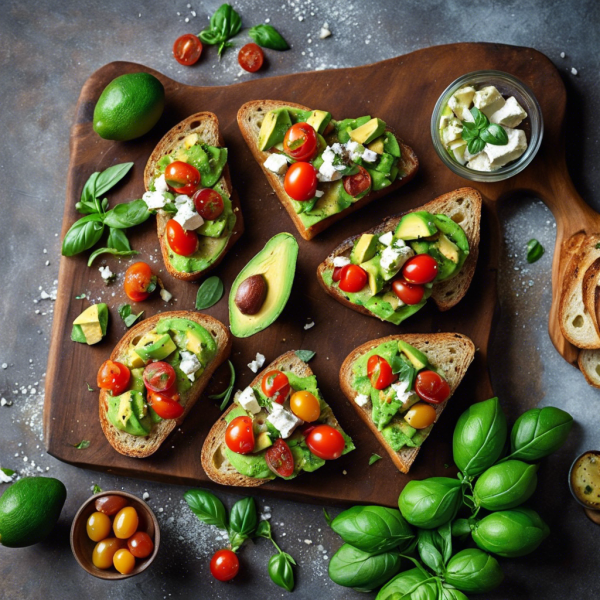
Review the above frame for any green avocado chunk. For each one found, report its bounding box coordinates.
[134,333,176,363]
[156,317,217,365]
[398,340,429,370]
[351,233,379,265]
[107,391,150,436]
[258,108,293,151]
[395,211,438,240]
[306,109,332,133]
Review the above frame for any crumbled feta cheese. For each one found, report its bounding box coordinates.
[315,189,324,198]
[560,51,566,58]
[361,148,378,163]
[333,256,351,268]
[467,153,496,172]
[304,321,315,330]
[2,363,7,369]
[267,403,303,438]
[154,174,169,194]
[264,153,289,175]
[330,143,344,156]
[392,237,407,248]
[489,96,527,128]
[473,86,506,118]
[380,245,414,273]
[571,67,578,75]
[378,231,394,246]
[179,351,201,382]
[248,352,266,373]
[484,128,527,169]
[317,161,342,182]
[0,469,14,483]
[391,379,415,408]
[442,123,463,146]
[174,200,204,231]
[319,26,331,39]
[142,190,168,210]
[237,387,261,414]
[142,492,150,500]
[355,393,369,407]
[160,288,172,302]
[98,265,113,281]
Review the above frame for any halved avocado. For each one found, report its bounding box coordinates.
[398,340,429,370]
[395,211,438,240]
[229,233,299,338]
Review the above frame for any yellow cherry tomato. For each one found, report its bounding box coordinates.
[113,506,139,539]
[92,537,124,569]
[86,511,112,542]
[404,403,437,429]
[113,548,136,574]
[290,390,321,422]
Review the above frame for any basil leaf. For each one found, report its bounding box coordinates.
[249,24,290,50]
[470,106,489,130]
[199,29,220,45]
[208,361,236,410]
[92,484,102,494]
[467,137,486,155]
[417,529,445,575]
[102,199,150,229]
[480,123,509,145]
[460,125,478,142]
[255,519,272,539]
[229,497,258,540]
[107,227,132,251]
[268,552,295,592]
[452,518,474,539]
[72,440,90,449]
[183,489,228,530]
[94,162,134,198]
[195,276,224,310]
[1,467,15,476]
[444,548,504,593]
[80,171,100,210]
[391,354,417,388]
[118,304,144,328]
[526,239,544,263]
[75,293,86,300]
[295,350,315,362]
[87,247,138,266]
[369,453,382,465]
[86,383,95,391]
[62,214,105,256]
[323,508,333,527]
[199,3,241,55]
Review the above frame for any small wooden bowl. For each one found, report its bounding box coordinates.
[70,490,160,579]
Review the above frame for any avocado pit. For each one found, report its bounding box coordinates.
[235,274,268,315]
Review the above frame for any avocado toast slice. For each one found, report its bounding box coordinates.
[99,311,232,458]
[237,100,419,241]
[340,333,475,473]
[201,351,354,487]
[143,112,244,281]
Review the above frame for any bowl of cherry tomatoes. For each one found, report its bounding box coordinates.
[70,491,160,580]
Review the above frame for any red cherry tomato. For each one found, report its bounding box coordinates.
[127,531,154,559]
[147,391,184,420]
[367,355,396,390]
[166,219,198,256]
[403,254,438,285]
[164,161,201,195]
[265,438,295,477]
[261,370,291,405]
[210,549,239,582]
[143,362,176,393]
[338,264,368,293]
[343,166,372,197]
[192,188,224,220]
[306,425,345,460]
[225,416,255,454]
[284,162,318,201]
[124,262,156,302]
[332,266,344,282]
[283,122,318,162]
[238,43,264,72]
[392,279,425,305]
[415,370,451,405]
[97,360,130,395]
[173,34,203,66]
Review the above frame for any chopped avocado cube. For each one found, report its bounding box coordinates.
[438,104,455,132]
[258,108,293,151]
[108,391,150,436]
[71,304,108,345]
[306,110,332,134]
[253,431,273,452]
[398,340,429,370]
[351,233,378,265]
[433,214,469,254]
[184,144,228,188]
[365,167,392,191]
[361,256,385,294]
[287,107,312,123]
[410,239,431,254]
[198,215,227,238]
[135,332,176,363]
[367,136,385,154]
[383,132,401,158]
[350,117,387,145]
[129,368,145,393]
[375,152,395,174]
[381,421,418,452]
[437,233,460,263]
[395,211,438,240]
[382,289,401,311]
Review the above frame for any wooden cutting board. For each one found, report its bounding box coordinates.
[44,42,593,508]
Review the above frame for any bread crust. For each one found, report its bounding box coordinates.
[99,311,232,458]
[236,100,419,240]
[578,349,600,388]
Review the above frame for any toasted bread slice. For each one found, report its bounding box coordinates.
[144,112,244,282]
[582,257,600,338]
[316,188,482,320]
[201,351,347,487]
[99,311,232,458]
[339,333,475,473]
[578,349,600,388]
[237,100,419,240]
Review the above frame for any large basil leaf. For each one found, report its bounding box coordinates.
[444,548,504,593]
[199,4,242,55]
[78,171,100,213]
[417,522,452,575]
[268,552,295,592]
[248,24,290,50]
[453,397,507,478]
[440,588,469,600]
[473,460,538,511]
[183,489,228,530]
[102,199,150,229]
[399,478,463,529]
[229,497,257,549]
[62,214,105,256]
[94,162,134,197]
[107,227,132,251]
[375,567,439,600]
[195,276,224,310]
[330,506,414,553]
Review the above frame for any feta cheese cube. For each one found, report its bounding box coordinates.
[248,352,266,373]
[267,403,303,439]
[160,288,172,302]
[391,379,417,409]
[179,351,201,382]
[315,189,325,198]
[154,174,169,193]
[378,231,394,246]
[442,123,463,147]
[380,245,414,273]
[318,161,342,182]
[484,128,527,168]
[467,153,497,172]
[448,86,476,119]
[473,86,506,118]
[174,201,204,231]
[99,265,113,281]
[264,153,289,175]
[142,190,168,210]
[319,26,331,39]
[354,393,369,407]
[330,143,344,156]
[489,96,527,128]
[361,148,378,163]
[321,147,336,163]
[333,256,351,268]
[237,387,261,414]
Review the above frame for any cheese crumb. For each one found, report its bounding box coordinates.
[160,288,173,302]
[142,492,150,500]
[571,67,578,75]
[99,266,113,281]
[304,321,315,330]
[248,352,266,373]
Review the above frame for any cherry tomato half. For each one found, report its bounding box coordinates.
[338,264,368,293]
[343,166,372,197]
[193,188,224,220]
[238,43,264,72]
[225,416,255,454]
[97,360,131,395]
[147,390,184,420]
[261,370,291,404]
[127,531,154,559]
[414,370,451,405]
[290,390,321,422]
[124,262,156,302]
[392,279,425,305]
[403,254,438,285]
[404,402,437,429]
[210,549,239,582]
[332,266,344,282]
[265,438,295,477]
[164,161,201,195]
[143,361,176,393]
[283,122,318,162]
[367,355,396,390]
[306,425,345,460]
[166,219,198,256]
[284,162,318,201]
[173,34,203,66]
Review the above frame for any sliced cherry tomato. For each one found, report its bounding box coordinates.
[147,391,184,420]
[193,188,224,220]
[367,355,396,390]
[173,34,203,66]
[164,161,201,195]
[306,425,345,460]
[261,370,291,404]
[404,402,437,429]
[343,166,372,197]
[97,360,130,395]
[124,262,156,302]
[166,219,198,256]
[225,416,255,454]
[338,264,368,293]
[414,370,451,404]
[392,279,425,305]
[210,549,239,582]
[290,391,321,422]
[143,362,176,393]
[332,266,344,282]
[265,438,295,477]
[238,43,264,72]
[403,254,438,285]
[300,424,316,437]
[284,162,318,201]
[283,122,318,161]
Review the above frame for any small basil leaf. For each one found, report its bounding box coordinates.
[195,276,224,310]
[92,484,102,494]
[118,303,144,327]
[86,383,95,391]
[199,29,220,45]
[451,518,474,539]
[62,214,105,256]
[480,124,509,145]
[526,239,545,264]
[295,350,315,362]
[94,162,134,198]
[107,227,132,251]
[268,552,295,592]
[471,106,489,130]
[102,199,150,229]
[444,548,504,593]
[1,467,15,476]
[80,171,100,208]
[417,530,445,575]
[369,453,382,465]
[72,440,90,449]
[460,122,478,142]
[87,247,138,267]
[229,497,258,538]
[249,24,290,50]
[208,361,236,411]
[467,137,486,155]
[255,519,272,539]
[323,508,333,527]
[183,489,228,530]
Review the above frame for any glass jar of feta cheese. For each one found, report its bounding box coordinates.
[431,70,543,182]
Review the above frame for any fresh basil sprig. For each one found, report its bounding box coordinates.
[118,304,144,328]
[195,276,224,310]
[526,239,544,263]
[92,484,102,494]
[295,349,316,362]
[72,440,90,449]
[198,4,242,56]
[208,360,236,410]
[461,107,508,155]
[249,24,289,50]
[256,520,296,592]
[184,489,229,530]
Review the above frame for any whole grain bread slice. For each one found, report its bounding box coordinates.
[99,311,232,458]
[236,100,419,240]
[201,351,346,487]
[144,112,244,282]
[316,188,482,319]
[339,333,475,473]
[578,349,600,388]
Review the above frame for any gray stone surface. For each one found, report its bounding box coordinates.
[1,0,599,598]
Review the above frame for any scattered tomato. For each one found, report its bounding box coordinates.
[367,355,396,390]
[87,511,112,542]
[402,254,438,284]
[283,122,318,162]
[113,548,136,575]
[92,537,125,570]
[284,162,318,201]
[193,188,224,220]
[164,161,201,195]
[127,531,154,559]
[414,370,451,405]
[147,390,184,420]
[113,506,139,540]
[391,279,424,305]
[338,264,368,293]
[238,43,264,72]
[97,360,130,395]
[225,416,255,454]
[124,262,156,302]
[210,549,239,582]
[404,402,437,429]
[166,219,198,256]
[95,494,129,516]
[306,425,345,460]
[332,266,344,282]
[265,438,295,477]
[290,390,321,422]
[261,370,290,404]
[173,33,203,66]
[143,361,176,393]
[343,166,371,197]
